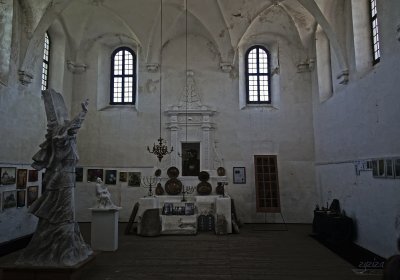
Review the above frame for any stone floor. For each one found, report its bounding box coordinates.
[1,223,383,280]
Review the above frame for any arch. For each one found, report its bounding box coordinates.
[18,0,73,82]
[296,0,348,79]
[145,2,233,71]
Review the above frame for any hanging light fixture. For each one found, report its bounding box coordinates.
[178,0,190,160]
[147,0,173,162]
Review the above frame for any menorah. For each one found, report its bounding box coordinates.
[141,176,158,196]
[181,185,195,202]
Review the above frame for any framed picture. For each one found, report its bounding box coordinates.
[395,158,400,179]
[181,142,200,176]
[119,172,127,182]
[27,186,39,207]
[372,160,378,177]
[185,203,195,215]
[162,202,173,215]
[128,172,141,187]
[105,170,117,185]
[3,190,17,209]
[17,169,28,189]
[385,159,394,178]
[28,169,38,182]
[75,167,83,182]
[17,190,26,208]
[87,169,103,182]
[372,159,385,178]
[1,167,16,185]
[233,167,246,184]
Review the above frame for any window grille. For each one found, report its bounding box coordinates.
[254,155,281,213]
[245,46,271,104]
[110,47,136,104]
[41,32,50,91]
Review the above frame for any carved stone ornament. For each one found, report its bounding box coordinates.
[16,89,92,267]
[67,60,87,74]
[219,62,233,73]
[146,63,160,72]
[297,58,315,73]
[337,69,349,85]
[18,70,33,85]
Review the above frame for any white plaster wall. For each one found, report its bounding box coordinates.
[0,3,73,243]
[312,0,400,258]
[68,3,316,225]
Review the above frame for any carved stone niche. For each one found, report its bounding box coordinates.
[165,104,216,176]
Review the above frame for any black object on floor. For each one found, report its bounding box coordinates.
[311,234,386,269]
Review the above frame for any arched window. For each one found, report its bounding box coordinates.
[41,32,50,90]
[110,47,136,104]
[245,46,271,104]
[370,0,380,64]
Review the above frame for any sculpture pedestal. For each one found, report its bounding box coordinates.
[90,208,121,251]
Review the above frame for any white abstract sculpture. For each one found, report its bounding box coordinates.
[17,89,92,266]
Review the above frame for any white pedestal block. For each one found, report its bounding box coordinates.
[216,197,232,233]
[90,208,121,251]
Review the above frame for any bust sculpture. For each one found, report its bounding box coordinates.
[95,177,117,209]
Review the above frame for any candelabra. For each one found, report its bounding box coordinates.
[141,176,157,196]
[181,185,195,202]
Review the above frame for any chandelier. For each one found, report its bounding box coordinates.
[147,0,173,162]
[178,0,190,161]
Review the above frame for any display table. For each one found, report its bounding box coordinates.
[137,195,231,235]
[312,210,353,244]
[90,208,121,251]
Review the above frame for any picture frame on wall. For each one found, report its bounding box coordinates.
[105,170,117,185]
[119,172,127,182]
[395,158,400,179]
[128,172,141,187]
[372,159,386,178]
[233,167,246,184]
[3,190,17,209]
[27,186,39,207]
[1,167,16,185]
[28,169,38,182]
[75,167,83,182]
[17,169,28,189]
[17,190,26,208]
[87,169,103,182]
[385,159,394,178]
